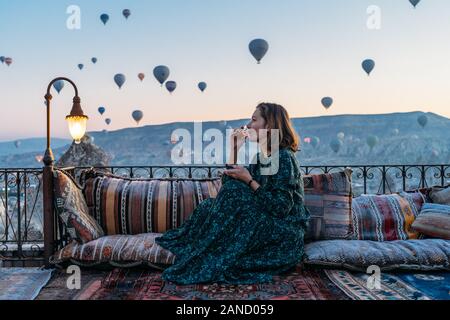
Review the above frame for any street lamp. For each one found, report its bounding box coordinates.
[43,77,88,265]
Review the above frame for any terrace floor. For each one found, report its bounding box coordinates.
[29,265,450,300]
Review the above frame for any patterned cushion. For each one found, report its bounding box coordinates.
[304,239,450,272]
[429,185,450,205]
[53,169,104,244]
[81,170,222,235]
[351,192,426,241]
[49,233,175,269]
[412,203,450,240]
[303,169,353,241]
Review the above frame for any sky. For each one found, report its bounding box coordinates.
[1,0,449,141]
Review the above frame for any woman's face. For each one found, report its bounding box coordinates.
[246,108,267,142]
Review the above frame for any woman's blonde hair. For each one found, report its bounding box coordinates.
[256,102,300,153]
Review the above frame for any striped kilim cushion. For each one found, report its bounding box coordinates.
[81,171,222,235]
[80,168,354,240]
[304,239,450,272]
[351,192,426,241]
[303,169,354,241]
[50,233,176,268]
[412,203,450,240]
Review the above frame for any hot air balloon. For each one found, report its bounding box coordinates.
[321,97,333,109]
[418,114,428,128]
[14,140,21,148]
[100,13,109,25]
[330,138,343,153]
[132,110,143,125]
[53,80,65,94]
[77,63,84,70]
[138,73,145,82]
[198,82,207,92]
[98,106,105,115]
[114,73,126,89]
[249,39,269,64]
[35,155,44,163]
[91,57,97,64]
[4,57,13,66]
[122,9,131,19]
[311,136,320,149]
[105,118,111,125]
[153,65,170,86]
[0,56,5,64]
[362,59,375,76]
[409,0,421,8]
[165,81,177,94]
[366,135,379,151]
[170,134,179,144]
[337,132,345,140]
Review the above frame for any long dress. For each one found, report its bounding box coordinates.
[154,146,311,285]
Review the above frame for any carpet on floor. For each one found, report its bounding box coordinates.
[38,265,349,300]
[0,267,53,300]
[325,269,450,300]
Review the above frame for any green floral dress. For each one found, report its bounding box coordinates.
[154,147,310,285]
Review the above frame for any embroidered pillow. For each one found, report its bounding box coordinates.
[304,239,450,272]
[429,185,450,205]
[303,169,354,241]
[50,233,176,269]
[412,203,450,239]
[53,169,104,244]
[81,169,222,235]
[351,191,426,241]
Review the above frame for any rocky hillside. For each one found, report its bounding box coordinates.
[1,111,449,167]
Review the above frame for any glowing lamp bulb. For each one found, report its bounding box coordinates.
[66,115,88,144]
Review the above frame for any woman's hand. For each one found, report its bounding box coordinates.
[223,165,253,184]
[228,126,249,164]
[230,127,249,151]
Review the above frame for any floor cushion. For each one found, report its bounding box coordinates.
[412,203,450,240]
[303,169,354,241]
[304,239,450,272]
[429,185,450,205]
[53,169,104,244]
[49,233,175,269]
[80,169,221,235]
[351,191,426,241]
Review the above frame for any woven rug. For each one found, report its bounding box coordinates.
[68,266,348,300]
[325,270,450,300]
[0,268,53,300]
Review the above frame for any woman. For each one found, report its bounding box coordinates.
[155,102,310,285]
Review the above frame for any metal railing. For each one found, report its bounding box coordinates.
[0,169,44,266]
[1,164,449,266]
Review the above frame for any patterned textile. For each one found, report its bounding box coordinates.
[325,269,450,300]
[50,233,176,268]
[304,239,450,272]
[71,266,348,300]
[351,191,426,241]
[81,169,221,235]
[0,268,53,300]
[303,169,353,241]
[429,185,450,205]
[412,203,450,239]
[53,169,104,243]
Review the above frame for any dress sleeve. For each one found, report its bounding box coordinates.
[253,151,299,219]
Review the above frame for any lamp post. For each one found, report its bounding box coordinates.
[43,77,88,266]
